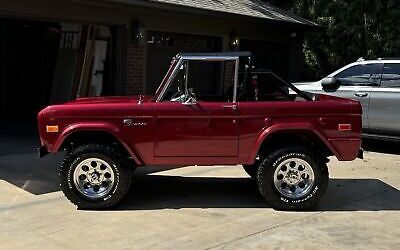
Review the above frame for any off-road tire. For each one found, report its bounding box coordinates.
[257,146,329,210]
[59,144,133,210]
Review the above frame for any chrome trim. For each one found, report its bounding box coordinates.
[181,56,239,61]
[73,158,116,200]
[273,158,315,199]
[233,58,239,103]
[156,58,183,102]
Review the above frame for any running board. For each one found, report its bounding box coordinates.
[362,133,400,142]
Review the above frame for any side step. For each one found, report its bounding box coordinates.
[362,133,400,142]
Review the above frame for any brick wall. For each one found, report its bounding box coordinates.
[125,40,145,95]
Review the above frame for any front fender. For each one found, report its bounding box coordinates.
[248,123,342,163]
[53,122,143,165]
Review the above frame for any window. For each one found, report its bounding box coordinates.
[162,60,236,102]
[335,64,378,85]
[381,64,400,88]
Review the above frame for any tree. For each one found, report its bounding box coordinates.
[268,0,400,79]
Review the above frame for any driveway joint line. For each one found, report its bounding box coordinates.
[203,188,392,250]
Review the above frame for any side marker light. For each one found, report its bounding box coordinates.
[46,126,59,133]
[338,124,351,131]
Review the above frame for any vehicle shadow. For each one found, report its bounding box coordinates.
[0,152,184,195]
[0,127,184,195]
[362,138,400,155]
[116,174,400,212]
[0,125,63,195]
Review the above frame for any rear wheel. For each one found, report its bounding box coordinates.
[257,146,328,210]
[60,144,133,209]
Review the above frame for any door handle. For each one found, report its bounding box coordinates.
[354,92,368,98]
[223,105,237,111]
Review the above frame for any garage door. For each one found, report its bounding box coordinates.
[0,19,60,120]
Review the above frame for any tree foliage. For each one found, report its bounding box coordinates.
[268,0,400,79]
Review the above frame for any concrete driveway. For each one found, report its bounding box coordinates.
[0,128,399,250]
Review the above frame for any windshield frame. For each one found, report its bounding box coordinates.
[155,55,240,103]
[152,57,180,102]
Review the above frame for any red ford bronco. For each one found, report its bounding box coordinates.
[38,52,363,210]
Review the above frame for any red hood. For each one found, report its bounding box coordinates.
[65,95,153,105]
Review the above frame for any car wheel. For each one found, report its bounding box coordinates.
[59,144,133,209]
[257,146,329,210]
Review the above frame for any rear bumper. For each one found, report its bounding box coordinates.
[38,146,48,158]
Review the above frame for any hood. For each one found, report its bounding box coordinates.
[292,81,320,86]
[292,80,321,92]
[65,95,153,105]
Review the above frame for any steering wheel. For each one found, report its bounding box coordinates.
[170,89,183,100]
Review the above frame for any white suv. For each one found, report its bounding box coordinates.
[294,58,400,140]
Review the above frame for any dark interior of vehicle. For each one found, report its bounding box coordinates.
[236,71,292,102]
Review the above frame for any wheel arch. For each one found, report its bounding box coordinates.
[248,123,340,164]
[54,123,143,165]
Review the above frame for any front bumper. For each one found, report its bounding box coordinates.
[38,146,48,158]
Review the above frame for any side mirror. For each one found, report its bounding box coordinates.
[321,77,339,91]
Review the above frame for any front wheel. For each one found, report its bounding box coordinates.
[257,146,329,210]
[59,144,133,209]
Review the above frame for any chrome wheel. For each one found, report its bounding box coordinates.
[73,158,115,199]
[273,158,315,199]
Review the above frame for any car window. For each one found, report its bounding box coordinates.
[334,64,378,86]
[381,64,400,88]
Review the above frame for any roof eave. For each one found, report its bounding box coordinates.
[79,0,322,31]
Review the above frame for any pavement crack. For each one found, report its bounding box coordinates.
[0,195,64,212]
[204,188,392,250]
[203,211,324,250]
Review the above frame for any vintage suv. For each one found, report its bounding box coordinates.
[38,52,362,210]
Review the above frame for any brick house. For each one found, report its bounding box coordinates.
[0,0,319,120]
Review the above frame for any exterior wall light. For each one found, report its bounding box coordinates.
[230,31,240,50]
[130,19,145,44]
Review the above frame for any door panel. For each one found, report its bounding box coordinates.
[369,87,400,134]
[155,102,238,157]
[368,63,400,135]
[330,86,371,129]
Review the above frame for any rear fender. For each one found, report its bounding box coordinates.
[53,122,143,165]
[248,123,342,163]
